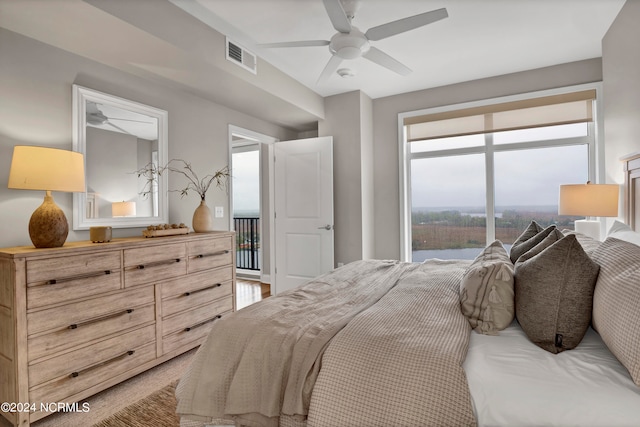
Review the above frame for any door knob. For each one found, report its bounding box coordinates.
[317,224,333,230]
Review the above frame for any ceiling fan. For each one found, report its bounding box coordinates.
[260,0,448,84]
[86,101,152,135]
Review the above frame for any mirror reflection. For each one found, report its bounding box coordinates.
[72,85,168,229]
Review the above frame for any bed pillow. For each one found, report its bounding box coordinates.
[514,234,600,353]
[607,220,640,246]
[460,240,514,335]
[592,237,640,386]
[509,222,562,263]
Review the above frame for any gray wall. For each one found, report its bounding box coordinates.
[319,91,375,266]
[0,28,297,248]
[603,0,640,207]
[370,58,604,260]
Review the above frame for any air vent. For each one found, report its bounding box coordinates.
[226,38,257,74]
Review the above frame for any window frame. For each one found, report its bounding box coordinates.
[398,83,604,262]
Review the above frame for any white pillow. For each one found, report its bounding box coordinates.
[607,220,640,246]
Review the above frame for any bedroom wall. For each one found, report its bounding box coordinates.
[319,91,375,266]
[371,58,604,260]
[0,28,298,248]
[602,0,640,226]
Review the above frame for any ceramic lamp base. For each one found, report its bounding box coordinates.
[28,192,69,248]
[574,219,601,241]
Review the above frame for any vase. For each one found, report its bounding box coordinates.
[192,200,213,232]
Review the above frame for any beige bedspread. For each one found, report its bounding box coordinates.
[176,259,476,427]
[176,260,410,427]
[307,259,476,426]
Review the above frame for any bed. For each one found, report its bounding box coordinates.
[176,154,640,427]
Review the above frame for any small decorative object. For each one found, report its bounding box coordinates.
[142,223,189,237]
[135,159,230,233]
[7,146,85,248]
[90,226,112,243]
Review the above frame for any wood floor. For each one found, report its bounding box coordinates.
[237,279,270,310]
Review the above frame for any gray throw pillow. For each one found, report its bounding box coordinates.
[510,223,563,263]
[514,234,600,353]
[592,237,640,386]
[460,240,514,335]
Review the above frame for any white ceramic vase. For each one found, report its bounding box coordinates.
[192,200,213,232]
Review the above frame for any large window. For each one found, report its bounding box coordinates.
[401,86,600,262]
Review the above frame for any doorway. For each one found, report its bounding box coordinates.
[228,125,276,283]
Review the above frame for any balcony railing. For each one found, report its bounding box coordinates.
[234,217,260,271]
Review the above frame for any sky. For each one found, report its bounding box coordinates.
[410,126,590,210]
[232,150,260,213]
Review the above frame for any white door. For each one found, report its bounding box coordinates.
[273,137,334,294]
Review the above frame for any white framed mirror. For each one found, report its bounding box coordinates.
[72,85,169,229]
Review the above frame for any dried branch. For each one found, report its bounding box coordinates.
[134,159,230,200]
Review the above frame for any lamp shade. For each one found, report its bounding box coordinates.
[558,183,619,217]
[8,146,85,192]
[112,201,136,217]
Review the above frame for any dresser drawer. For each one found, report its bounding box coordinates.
[162,308,231,355]
[29,324,156,388]
[27,286,155,361]
[161,267,233,316]
[29,340,156,406]
[124,243,187,287]
[162,295,233,337]
[188,238,232,273]
[26,252,122,309]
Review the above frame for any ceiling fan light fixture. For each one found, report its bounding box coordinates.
[329,28,370,59]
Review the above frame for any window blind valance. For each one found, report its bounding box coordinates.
[404,90,595,142]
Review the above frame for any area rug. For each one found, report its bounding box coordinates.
[91,381,179,427]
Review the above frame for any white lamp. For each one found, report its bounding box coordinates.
[8,146,86,248]
[112,201,137,217]
[558,182,619,241]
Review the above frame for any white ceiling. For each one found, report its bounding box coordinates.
[172,0,626,99]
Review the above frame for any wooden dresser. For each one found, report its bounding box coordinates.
[0,231,235,426]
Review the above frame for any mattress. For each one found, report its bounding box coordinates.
[463,320,640,427]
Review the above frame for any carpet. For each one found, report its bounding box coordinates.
[91,381,179,427]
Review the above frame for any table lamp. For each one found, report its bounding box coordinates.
[8,146,86,248]
[112,201,136,217]
[558,182,619,241]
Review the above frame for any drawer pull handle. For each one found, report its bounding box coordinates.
[70,350,135,378]
[193,250,230,259]
[68,309,134,330]
[136,258,181,270]
[184,314,222,332]
[46,270,112,285]
[184,283,222,297]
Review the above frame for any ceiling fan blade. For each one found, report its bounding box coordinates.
[365,8,448,41]
[105,121,133,135]
[363,47,411,75]
[317,55,343,85]
[322,0,352,33]
[260,40,330,48]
